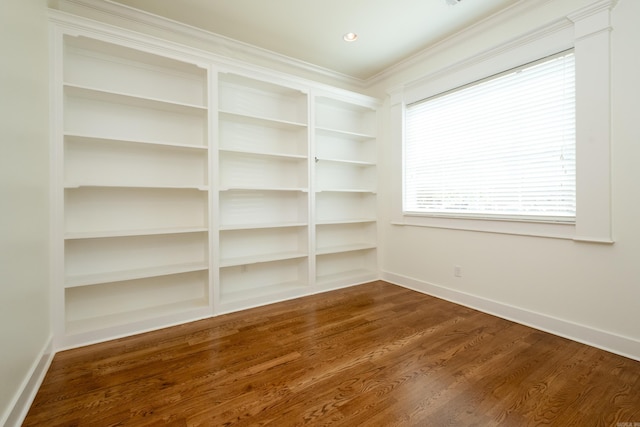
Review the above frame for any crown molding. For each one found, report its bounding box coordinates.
[48,0,619,91]
[367,0,618,88]
[567,0,618,23]
[50,0,367,89]
[365,0,551,86]
[48,8,382,108]
[401,16,573,94]
[568,0,617,40]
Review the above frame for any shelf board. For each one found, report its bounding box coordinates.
[64,183,208,191]
[64,132,208,151]
[219,251,308,268]
[316,188,376,194]
[220,148,307,161]
[316,219,376,225]
[315,126,375,140]
[220,280,307,305]
[219,222,307,231]
[315,157,375,166]
[315,244,376,256]
[219,110,307,130]
[316,269,378,287]
[65,298,209,336]
[220,186,308,192]
[65,227,208,240]
[64,83,207,114]
[65,262,209,288]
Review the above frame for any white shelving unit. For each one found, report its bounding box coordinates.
[313,96,378,287]
[51,18,380,348]
[54,34,211,346]
[217,73,310,310]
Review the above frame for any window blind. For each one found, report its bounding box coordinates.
[404,51,575,222]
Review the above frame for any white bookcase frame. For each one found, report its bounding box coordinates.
[215,71,311,313]
[50,22,215,348]
[50,14,380,349]
[312,93,379,288]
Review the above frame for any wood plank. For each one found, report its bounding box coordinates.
[23,281,640,426]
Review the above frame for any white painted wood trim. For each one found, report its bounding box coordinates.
[52,0,619,91]
[389,0,616,244]
[381,271,640,362]
[371,0,618,86]
[570,6,614,243]
[1,337,54,427]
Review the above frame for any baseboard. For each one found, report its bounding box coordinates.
[381,271,640,362]
[2,336,54,427]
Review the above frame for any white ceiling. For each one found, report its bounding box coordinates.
[110,0,516,80]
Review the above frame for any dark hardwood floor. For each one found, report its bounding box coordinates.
[23,281,640,426]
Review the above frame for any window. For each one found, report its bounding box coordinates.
[391,4,613,242]
[403,51,575,223]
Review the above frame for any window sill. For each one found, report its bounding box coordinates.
[392,214,612,244]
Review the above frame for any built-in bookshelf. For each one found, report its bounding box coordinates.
[52,19,379,348]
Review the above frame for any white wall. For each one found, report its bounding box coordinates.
[0,0,51,424]
[375,0,640,359]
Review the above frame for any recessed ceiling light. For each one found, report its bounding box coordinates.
[343,32,358,42]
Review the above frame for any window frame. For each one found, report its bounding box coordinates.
[388,5,613,243]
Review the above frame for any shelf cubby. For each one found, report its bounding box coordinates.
[65,232,208,287]
[219,258,308,304]
[65,270,209,334]
[316,192,376,224]
[64,35,207,107]
[316,250,377,287]
[220,226,308,267]
[316,222,376,255]
[64,87,206,147]
[315,96,376,137]
[220,150,307,191]
[64,187,208,235]
[219,113,307,158]
[64,135,208,189]
[315,160,376,193]
[219,189,308,229]
[315,128,376,165]
[218,73,307,125]
[64,83,207,112]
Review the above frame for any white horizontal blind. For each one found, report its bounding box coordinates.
[404,51,575,222]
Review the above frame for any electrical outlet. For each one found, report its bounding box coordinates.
[454,265,462,277]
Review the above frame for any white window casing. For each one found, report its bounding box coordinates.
[389,1,614,243]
